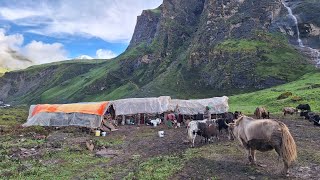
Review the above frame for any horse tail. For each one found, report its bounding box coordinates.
[279,122,297,167]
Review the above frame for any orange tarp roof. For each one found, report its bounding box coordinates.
[31,102,109,117]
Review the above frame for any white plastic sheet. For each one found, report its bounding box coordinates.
[23,112,102,128]
[23,96,229,127]
[111,96,171,116]
[168,96,229,115]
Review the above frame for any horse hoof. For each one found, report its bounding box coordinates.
[281,171,289,177]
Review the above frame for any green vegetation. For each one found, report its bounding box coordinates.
[0,106,28,126]
[87,82,139,101]
[125,156,184,180]
[214,32,314,82]
[149,6,161,15]
[0,149,111,179]
[215,39,268,53]
[0,67,9,77]
[93,135,124,148]
[229,72,320,113]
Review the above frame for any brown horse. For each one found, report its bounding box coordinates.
[254,107,269,119]
[227,116,297,176]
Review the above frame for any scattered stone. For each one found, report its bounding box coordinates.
[34,134,46,140]
[258,164,267,167]
[249,176,256,180]
[86,140,94,151]
[95,149,120,158]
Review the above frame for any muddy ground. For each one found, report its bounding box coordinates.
[1,115,320,179]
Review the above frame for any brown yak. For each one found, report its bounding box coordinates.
[227,116,297,176]
[254,107,269,119]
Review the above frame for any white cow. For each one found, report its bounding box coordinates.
[187,119,216,147]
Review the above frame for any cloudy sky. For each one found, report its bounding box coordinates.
[0,0,162,70]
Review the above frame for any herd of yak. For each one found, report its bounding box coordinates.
[186,103,318,176]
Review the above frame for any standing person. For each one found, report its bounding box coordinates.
[167,111,176,128]
[204,106,211,120]
[174,105,182,128]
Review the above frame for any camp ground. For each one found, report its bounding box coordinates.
[23,96,229,129]
[3,96,320,179]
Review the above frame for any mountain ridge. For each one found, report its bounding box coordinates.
[0,0,319,104]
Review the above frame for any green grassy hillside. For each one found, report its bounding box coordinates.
[229,72,320,114]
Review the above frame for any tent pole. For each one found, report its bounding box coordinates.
[122,115,125,125]
[138,113,141,125]
[164,112,168,124]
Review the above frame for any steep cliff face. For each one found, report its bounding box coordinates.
[0,0,318,104]
[127,6,162,49]
[127,0,314,94]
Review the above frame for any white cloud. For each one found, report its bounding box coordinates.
[75,49,117,60]
[22,41,67,64]
[96,49,117,59]
[0,0,163,43]
[75,55,93,60]
[0,29,68,70]
[0,7,45,20]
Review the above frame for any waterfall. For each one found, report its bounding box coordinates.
[281,0,320,67]
[281,1,303,47]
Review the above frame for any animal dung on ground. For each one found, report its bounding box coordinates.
[95,149,120,158]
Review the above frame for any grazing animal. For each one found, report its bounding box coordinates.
[146,118,162,126]
[196,122,219,143]
[227,116,297,176]
[254,107,269,119]
[222,112,234,122]
[187,119,215,147]
[300,111,315,121]
[216,118,231,134]
[234,111,242,119]
[282,107,298,116]
[310,115,320,126]
[185,119,191,128]
[301,112,320,125]
[296,104,311,112]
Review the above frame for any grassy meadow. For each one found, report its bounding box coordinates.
[229,72,320,114]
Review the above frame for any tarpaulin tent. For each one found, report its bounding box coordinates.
[23,102,109,128]
[23,96,229,127]
[111,96,171,116]
[168,96,229,115]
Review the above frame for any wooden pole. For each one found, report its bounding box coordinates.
[138,114,141,125]
[122,115,125,125]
